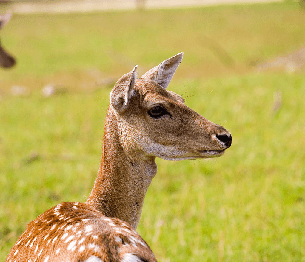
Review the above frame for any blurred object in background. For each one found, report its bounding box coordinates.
[136,0,146,10]
[10,85,29,96]
[0,13,16,68]
[1,0,286,14]
[272,91,282,115]
[256,47,305,73]
[42,84,68,97]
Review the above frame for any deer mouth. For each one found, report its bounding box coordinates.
[196,149,225,158]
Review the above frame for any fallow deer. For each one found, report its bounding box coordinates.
[6,53,232,262]
[0,13,16,68]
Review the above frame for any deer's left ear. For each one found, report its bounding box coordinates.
[110,65,138,114]
[141,52,183,89]
[0,13,12,29]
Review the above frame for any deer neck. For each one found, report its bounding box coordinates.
[86,107,157,229]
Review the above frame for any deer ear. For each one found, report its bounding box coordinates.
[141,52,183,89]
[110,65,138,114]
[0,13,12,29]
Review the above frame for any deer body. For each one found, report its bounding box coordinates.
[7,202,156,262]
[6,53,231,262]
[0,13,16,69]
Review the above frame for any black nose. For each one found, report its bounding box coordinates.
[216,134,232,148]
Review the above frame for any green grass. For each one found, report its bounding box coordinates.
[1,2,305,261]
[1,2,305,85]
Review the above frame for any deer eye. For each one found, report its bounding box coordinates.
[148,105,170,118]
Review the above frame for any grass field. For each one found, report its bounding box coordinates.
[1,2,305,261]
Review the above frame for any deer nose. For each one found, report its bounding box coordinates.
[216,133,232,148]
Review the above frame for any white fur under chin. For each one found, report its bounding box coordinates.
[136,135,192,160]
[84,256,104,262]
[122,253,143,262]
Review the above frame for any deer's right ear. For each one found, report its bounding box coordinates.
[0,13,12,29]
[110,66,138,114]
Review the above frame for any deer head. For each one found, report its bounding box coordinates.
[109,52,232,162]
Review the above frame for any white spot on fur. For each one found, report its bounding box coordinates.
[61,233,68,240]
[55,248,60,254]
[121,227,131,233]
[52,236,58,243]
[92,235,98,240]
[65,235,75,243]
[94,245,100,252]
[85,225,93,233]
[67,240,77,251]
[115,229,122,235]
[59,223,67,230]
[88,243,95,249]
[84,256,103,262]
[108,222,116,227]
[78,237,86,245]
[122,254,142,262]
[25,239,31,247]
[58,215,66,221]
[76,230,83,236]
[114,236,122,244]
[129,236,146,247]
[72,223,80,233]
[34,244,38,253]
[121,222,130,228]
[129,237,137,247]
[79,245,85,252]
[14,250,18,256]
[43,234,49,240]
[44,256,49,262]
[31,236,37,247]
[65,225,72,231]
[138,239,146,247]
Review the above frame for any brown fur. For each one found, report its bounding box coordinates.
[87,74,231,228]
[6,53,231,262]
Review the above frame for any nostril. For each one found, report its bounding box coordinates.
[216,134,232,147]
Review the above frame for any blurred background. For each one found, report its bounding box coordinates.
[0,0,305,261]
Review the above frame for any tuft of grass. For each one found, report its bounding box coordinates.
[1,2,305,261]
